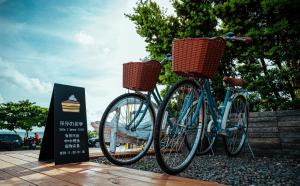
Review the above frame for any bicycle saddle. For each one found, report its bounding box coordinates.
[223,76,245,87]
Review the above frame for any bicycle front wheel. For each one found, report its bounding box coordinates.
[154,79,204,174]
[223,94,249,156]
[99,93,155,165]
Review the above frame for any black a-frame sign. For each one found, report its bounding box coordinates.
[39,83,89,165]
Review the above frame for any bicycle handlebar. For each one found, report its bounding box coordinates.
[222,32,252,44]
[157,33,251,65]
[160,53,172,65]
[224,36,252,44]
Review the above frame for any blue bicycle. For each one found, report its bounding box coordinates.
[99,56,171,165]
[154,33,252,174]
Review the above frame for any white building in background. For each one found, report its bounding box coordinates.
[91,121,100,134]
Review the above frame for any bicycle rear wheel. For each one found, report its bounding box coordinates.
[197,100,217,155]
[223,94,248,156]
[185,99,217,155]
[99,93,155,165]
[185,100,207,155]
[154,79,204,174]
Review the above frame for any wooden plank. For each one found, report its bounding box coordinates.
[252,149,283,155]
[278,127,300,132]
[64,163,222,186]
[19,152,39,159]
[0,149,104,159]
[249,143,281,149]
[248,121,277,127]
[0,170,16,180]
[66,159,222,186]
[278,115,300,122]
[281,143,300,149]
[2,154,147,186]
[26,149,151,161]
[248,132,279,138]
[0,150,38,155]
[281,149,300,156]
[0,158,76,186]
[280,132,300,138]
[249,116,277,122]
[0,170,35,186]
[3,153,221,186]
[280,137,300,143]
[0,154,115,186]
[278,120,300,127]
[276,110,300,117]
[249,138,281,143]
[249,111,276,118]
[68,163,220,186]
[247,127,278,133]
[79,161,222,186]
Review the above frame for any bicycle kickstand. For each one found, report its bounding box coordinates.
[210,147,215,156]
[245,133,255,158]
[207,137,215,156]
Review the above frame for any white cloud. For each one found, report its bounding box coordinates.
[67,0,173,124]
[102,47,111,55]
[0,62,52,94]
[64,1,149,124]
[74,31,95,46]
[0,0,175,127]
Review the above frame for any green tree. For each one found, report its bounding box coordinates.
[88,130,97,139]
[126,0,217,86]
[0,100,48,137]
[127,0,300,111]
[213,0,300,111]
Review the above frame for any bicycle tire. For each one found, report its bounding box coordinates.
[185,99,218,155]
[223,94,249,156]
[197,121,217,155]
[184,100,207,155]
[99,93,155,165]
[154,79,204,174]
[197,100,217,155]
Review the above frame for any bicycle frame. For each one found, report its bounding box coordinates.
[176,79,241,133]
[173,33,252,133]
[203,79,232,132]
[126,55,172,131]
[126,86,163,131]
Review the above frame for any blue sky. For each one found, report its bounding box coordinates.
[0,0,173,129]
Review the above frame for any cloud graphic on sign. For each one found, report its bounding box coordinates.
[68,95,78,101]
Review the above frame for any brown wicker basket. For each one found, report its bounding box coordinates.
[172,37,226,78]
[123,60,161,91]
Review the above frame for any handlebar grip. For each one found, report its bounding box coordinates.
[235,36,252,44]
[243,37,252,44]
[223,32,252,44]
[160,54,172,65]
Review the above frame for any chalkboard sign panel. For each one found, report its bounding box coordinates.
[39,83,89,165]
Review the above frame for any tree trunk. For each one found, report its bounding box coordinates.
[286,59,298,101]
[259,58,281,101]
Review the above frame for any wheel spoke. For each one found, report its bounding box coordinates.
[154,79,203,174]
[224,95,248,156]
[100,94,154,165]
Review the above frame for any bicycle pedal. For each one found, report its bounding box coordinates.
[219,130,227,136]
